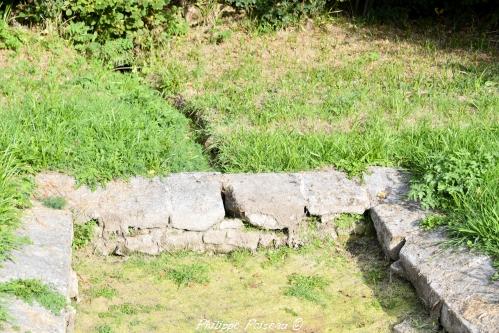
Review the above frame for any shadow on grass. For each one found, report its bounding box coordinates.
[343,228,440,331]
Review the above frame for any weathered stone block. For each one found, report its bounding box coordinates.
[1,298,73,333]
[301,170,369,216]
[226,230,261,251]
[160,230,205,252]
[203,230,227,245]
[166,173,225,231]
[218,218,244,230]
[370,204,425,260]
[0,206,75,298]
[222,173,306,230]
[399,230,499,333]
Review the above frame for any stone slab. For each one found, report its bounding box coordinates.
[0,206,76,333]
[370,203,426,260]
[301,170,370,217]
[222,173,306,230]
[0,206,74,298]
[165,173,225,231]
[399,230,499,333]
[1,298,74,333]
[363,166,412,206]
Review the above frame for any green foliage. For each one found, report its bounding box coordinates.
[284,273,329,304]
[334,213,364,229]
[41,196,66,210]
[263,246,292,267]
[18,0,187,46]
[0,42,209,187]
[89,286,117,299]
[166,263,210,287]
[0,279,66,314]
[0,20,21,50]
[0,155,31,264]
[229,0,332,27]
[0,304,7,322]
[420,214,447,230]
[73,220,97,249]
[96,325,114,333]
[227,248,252,267]
[409,149,497,210]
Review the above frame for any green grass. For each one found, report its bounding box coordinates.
[166,263,210,287]
[41,196,66,210]
[0,31,209,264]
[0,279,66,314]
[139,22,499,259]
[284,274,329,305]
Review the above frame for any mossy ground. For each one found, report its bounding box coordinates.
[74,235,435,333]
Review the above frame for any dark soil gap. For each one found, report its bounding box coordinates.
[170,94,221,169]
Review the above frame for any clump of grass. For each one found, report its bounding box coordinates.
[284,274,329,304]
[96,324,113,333]
[89,286,117,300]
[166,263,210,287]
[0,155,31,264]
[263,246,292,267]
[227,249,252,267]
[73,220,97,250]
[99,303,164,318]
[0,279,66,314]
[41,196,66,210]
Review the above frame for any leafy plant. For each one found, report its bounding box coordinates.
[263,246,292,267]
[409,149,496,210]
[166,263,210,287]
[73,220,97,250]
[284,273,329,304]
[420,214,447,230]
[0,279,66,314]
[0,20,21,50]
[228,0,331,28]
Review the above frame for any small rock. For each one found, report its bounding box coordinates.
[226,230,260,251]
[219,218,244,230]
[203,230,227,245]
[160,230,205,252]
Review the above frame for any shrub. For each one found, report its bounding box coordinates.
[16,0,187,46]
[229,0,333,27]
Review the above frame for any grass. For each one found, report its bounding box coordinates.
[166,263,210,287]
[0,279,66,314]
[41,196,66,210]
[284,274,329,305]
[138,20,498,259]
[0,30,209,262]
[74,235,430,333]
